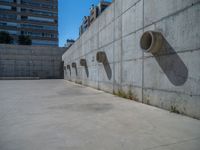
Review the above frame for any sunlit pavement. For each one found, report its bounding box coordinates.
[0,80,200,150]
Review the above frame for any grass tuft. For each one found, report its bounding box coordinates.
[113,88,138,101]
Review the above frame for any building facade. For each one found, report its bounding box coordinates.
[0,0,58,46]
[79,0,111,36]
[63,0,200,119]
[90,4,98,24]
[79,16,90,36]
[64,39,75,49]
[98,0,111,14]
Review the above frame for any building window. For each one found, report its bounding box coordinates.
[20,24,57,30]
[0,5,11,10]
[0,14,17,19]
[0,0,15,3]
[27,16,55,23]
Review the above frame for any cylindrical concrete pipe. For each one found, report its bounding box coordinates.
[80,59,86,66]
[140,31,163,53]
[96,51,106,63]
[63,66,66,70]
[72,62,76,68]
[67,65,70,70]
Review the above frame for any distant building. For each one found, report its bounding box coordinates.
[64,39,75,49]
[98,0,111,14]
[90,4,98,24]
[0,0,58,46]
[79,16,90,36]
[79,0,111,36]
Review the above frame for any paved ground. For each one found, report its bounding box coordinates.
[0,80,200,150]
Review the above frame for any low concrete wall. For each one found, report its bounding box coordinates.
[0,44,64,79]
[62,0,200,119]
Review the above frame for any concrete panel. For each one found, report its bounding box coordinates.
[122,0,143,36]
[81,30,90,45]
[88,65,98,82]
[122,30,143,61]
[99,12,106,31]
[98,62,114,83]
[114,17,122,40]
[143,88,200,119]
[90,18,99,36]
[85,51,96,67]
[122,4,136,36]
[113,62,121,85]
[98,82,113,93]
[86,80,98,89]
[114,0,122,18]
[114,39,122,62]
[144,50,200,96]
[90,34,98,51]
[82,40,91,55]
[122,59,142,87]
[105,3,114,25]
[121,85,142,102]
[155,3,200,52]
[99,21,114,47]
[144,0,199,26]
[122,0,141,12]
[102,43,114,63]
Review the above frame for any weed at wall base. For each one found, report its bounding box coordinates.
[170,105,180,114]
[113,89,139,101]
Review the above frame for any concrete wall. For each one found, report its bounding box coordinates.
[62,0,200,119]
[0,44,64,79]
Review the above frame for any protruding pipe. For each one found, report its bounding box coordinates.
[67,65,70,70]
[67,65,71,76]
[140,31,163,53]
[96,51,106,63]
[72,62,78,76]
[72,62,76,68]
[63,66,66,70]
[80,59,89,78]
[80,59,86,66]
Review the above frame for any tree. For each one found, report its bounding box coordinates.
[0,31,13,44]
[18,35,32,45]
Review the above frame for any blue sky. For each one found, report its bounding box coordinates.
[58,0,99,46]
[58,0,101,47]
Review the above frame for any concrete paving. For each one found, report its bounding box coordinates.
[0,80,200,150]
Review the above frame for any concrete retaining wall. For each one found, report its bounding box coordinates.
[0,44,64,79]
[62,0,200,119]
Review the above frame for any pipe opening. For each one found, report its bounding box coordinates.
[80,59,86,66]
[72,62,76,68]
[140,32,153,51]
[67,65,70,70]
[63,66,66,70]
[96,51,106,63]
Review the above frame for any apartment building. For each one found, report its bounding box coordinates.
[98,0,111,14]
[79,16,90,36]
[0,0,58,46]
[90,4,98,24]
[79,0,111,36]
[90,1,110,24]
[64,39,75,49]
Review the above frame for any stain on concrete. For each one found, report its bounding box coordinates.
[49,103,113,113]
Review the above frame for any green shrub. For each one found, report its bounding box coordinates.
[0,31,13,44]
[18,35,32,45]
